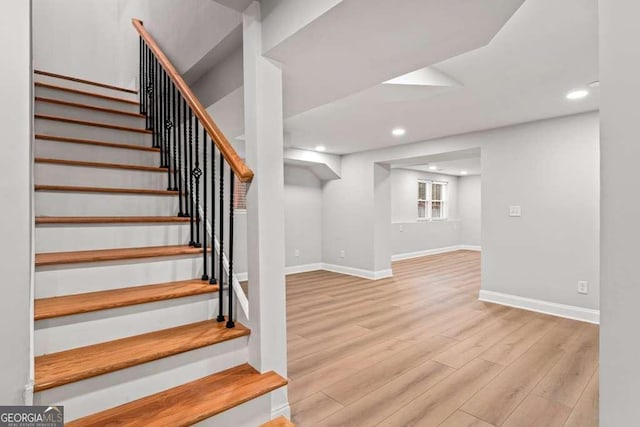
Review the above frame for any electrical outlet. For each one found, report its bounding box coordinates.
[399,224,404,232]
[340,250,345,258]
[577,280,588,294]
[509,206,522,217]
[295,249,300,257]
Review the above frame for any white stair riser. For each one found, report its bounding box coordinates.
[36,223,191,252]
[35,86,140,114]
[35,74,139,102]
[35,256,206,298]
[36,101,145,128]
[35,294,219,355]
[34,339,248,422]
[36,118,151,147]
[36,191,179,216]
[195,395,272,427]
[35,139,160,166]
[35,163,168,191]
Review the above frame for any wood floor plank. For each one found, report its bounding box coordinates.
[532,323,599,407]
[564,370,599,427]
[502,395,571,427]
[461,320,580,425]
[286,251,598,426]
[323,334,456,405]
[35,320,249,391]
[317,360,454,427]
[432,319,523,369]
[290,392,343,426]
[377,358,503,427]
[438,411,495,427]
[479,316,557,366]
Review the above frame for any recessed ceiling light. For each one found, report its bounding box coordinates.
[429,165,437,171]
[315,145,326,152]
[392,128,406,136]
[460,171,468,175]
[566,89,589,100]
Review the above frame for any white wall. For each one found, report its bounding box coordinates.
[0,0,33,404]
[458,175,481,246]
[116,0,242,88]
[33,0,120,84]
[599,1,640,423]
[322,112,599,313]
[284,165,323,268]
[234,165,323,277]
[32,0,242,88]
[482,113,599,310]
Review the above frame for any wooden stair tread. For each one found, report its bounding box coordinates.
[67,364,287,427]
[35,82,139,105]
[35,320,250,392]
[36,216,190,225]
[35,245,206,267]
[35,279,218,320]
[262,416,296,427]
[35,184,178,196]
[35,114,152,134]
[35,70,138,94]
[36,97,144,118]
[36,134,160,152]
[35,157,167,173]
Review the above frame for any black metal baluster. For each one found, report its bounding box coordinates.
[139,37,143,114]
[177,95,184,216]
[193,121,202,249]
[217,155,225,323]
[188,109,195,246]
[202,127,209,281]
[161,70,168,168]
[145,47,152,130]
[165,74,173,189]
[182,99,190,218]
[150,56,156,145]
[171,83,178,191]
[210,143,217,286]
[227,170,235,329]
[155,58,160,149]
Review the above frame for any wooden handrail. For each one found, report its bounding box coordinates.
[132,19,253,183]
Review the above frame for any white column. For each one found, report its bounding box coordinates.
[0,0,33,405]
[243,1,289,418]
[599,1,640,424]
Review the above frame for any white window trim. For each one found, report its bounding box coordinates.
[417,180,448,221]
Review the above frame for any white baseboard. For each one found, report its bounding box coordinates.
[478,290,600,324]
[271,402,291,420]
[322,263,393,280]
[285,263,323,275]
[392,244,481,261]
[236,272,248,282]
[237,263,392,281]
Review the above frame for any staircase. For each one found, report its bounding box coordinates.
[32,46,288,425]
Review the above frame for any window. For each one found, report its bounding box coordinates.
[417,180,447,220]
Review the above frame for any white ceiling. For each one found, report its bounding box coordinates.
[284,0,599,154]
[399,157,482,177]
[267,0,526,117]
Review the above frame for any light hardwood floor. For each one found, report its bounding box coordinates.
[286,250,598,427]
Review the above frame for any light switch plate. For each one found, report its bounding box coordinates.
[509,206,522,217]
